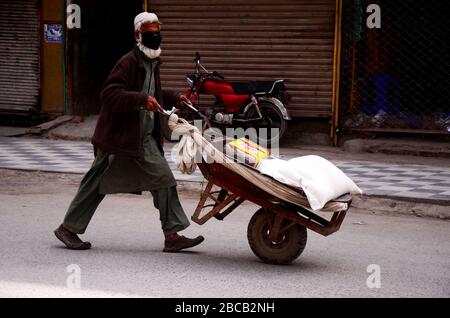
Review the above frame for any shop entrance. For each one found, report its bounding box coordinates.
[69,0,143,115]
[339,0,449,133]
[0,0,40,114]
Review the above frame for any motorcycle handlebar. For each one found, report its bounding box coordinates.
[194,52,223,79]
[211,71,224,80]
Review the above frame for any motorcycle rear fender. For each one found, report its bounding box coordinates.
[245,97,291,120]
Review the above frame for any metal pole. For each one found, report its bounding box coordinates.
[331,0,343,146]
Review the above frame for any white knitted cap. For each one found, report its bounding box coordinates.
[134,12,161,31]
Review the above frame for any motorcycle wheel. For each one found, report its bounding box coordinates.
[245,99,288,146]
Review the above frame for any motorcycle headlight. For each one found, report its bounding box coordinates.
[186,76,194,87]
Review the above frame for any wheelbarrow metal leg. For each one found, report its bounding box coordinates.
[214,197,245,220]
[191,179,244,225]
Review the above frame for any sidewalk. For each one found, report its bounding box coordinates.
[1,136,449,206]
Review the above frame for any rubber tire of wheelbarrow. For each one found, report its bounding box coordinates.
[247,208,307,265]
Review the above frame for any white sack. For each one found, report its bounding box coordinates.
[257,155,362,210]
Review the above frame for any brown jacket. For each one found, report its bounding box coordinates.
[92,47,179,158]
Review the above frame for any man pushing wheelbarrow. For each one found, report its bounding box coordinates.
[54,12,204,253]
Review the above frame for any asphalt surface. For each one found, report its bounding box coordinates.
[0,169,449,298]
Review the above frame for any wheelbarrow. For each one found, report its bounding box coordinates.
[190,150,352,265]
[166,114,352,265]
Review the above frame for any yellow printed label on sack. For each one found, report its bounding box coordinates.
[228,138,270,166]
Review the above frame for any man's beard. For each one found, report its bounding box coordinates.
[137,35,161,59]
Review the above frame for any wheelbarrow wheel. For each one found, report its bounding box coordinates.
[247,208,307,265]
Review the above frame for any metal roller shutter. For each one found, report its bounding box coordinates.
[0,0,40,113]
[150,0,336,117]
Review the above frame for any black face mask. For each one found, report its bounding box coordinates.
[141,31,162,50]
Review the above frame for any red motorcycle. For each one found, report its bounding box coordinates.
[165,52,291,145]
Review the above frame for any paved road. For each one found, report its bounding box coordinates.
[0,169,449,297]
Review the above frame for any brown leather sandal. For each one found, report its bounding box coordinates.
[54,224,92,250]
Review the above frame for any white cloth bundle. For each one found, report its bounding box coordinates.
[257,155,362,210]
[175,130,198,174]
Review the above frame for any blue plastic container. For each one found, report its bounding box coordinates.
[362,75,400,115]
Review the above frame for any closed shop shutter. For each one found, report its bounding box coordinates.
[0,0,40,113]
[150,0,336,117]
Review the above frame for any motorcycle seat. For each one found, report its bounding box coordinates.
[231,80,285,95]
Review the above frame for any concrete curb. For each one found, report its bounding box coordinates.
[350,196,450,220]
[343,138,450,158]
[27,115,74,135]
